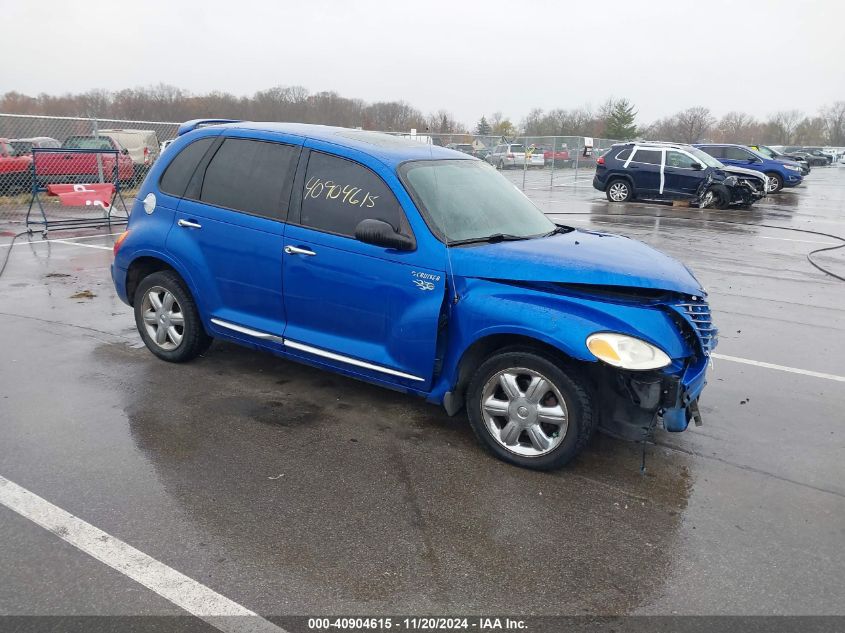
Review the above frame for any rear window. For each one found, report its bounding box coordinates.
[631,149,662,165]
[508,145,525,153]
[159,138,215,198]
[198,138,299,220]
[63,137,114,151]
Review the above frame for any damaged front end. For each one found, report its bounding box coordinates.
[595,296,717,442]
[696,169,766,209]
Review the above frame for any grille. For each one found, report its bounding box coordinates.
[676,298,717,354]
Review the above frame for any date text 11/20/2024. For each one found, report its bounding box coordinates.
[308,617,527,630]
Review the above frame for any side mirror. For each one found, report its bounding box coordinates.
[354,219,414,251]
[692,162,703,170]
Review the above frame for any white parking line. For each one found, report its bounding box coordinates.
[0,474,287,633]
[0,232,120,249]
[48,239,113,251]
[712,353,845,383]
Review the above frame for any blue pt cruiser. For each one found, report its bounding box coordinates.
[112,121,716,470]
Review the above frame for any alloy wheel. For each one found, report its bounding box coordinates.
[480,368,568,457]
[608,182,629,201]
[141,286,185,351]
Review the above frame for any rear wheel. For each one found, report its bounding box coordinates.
[765,172,783,193]
[606,178,633,202]
[498,159,506,170]
[134,270,212,363]
[466,351,594,470]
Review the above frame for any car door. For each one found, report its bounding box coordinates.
[664,149,705,196]
[281,147,445,390]
[720,146,762,171]
[166,133,302,343]
[625,148,663,195]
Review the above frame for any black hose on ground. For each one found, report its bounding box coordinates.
[0,230,31,280]
[550,211,845,283]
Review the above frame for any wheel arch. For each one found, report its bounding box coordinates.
[125,253,195,308]
[442,331,595,416]
[606,173,636,194]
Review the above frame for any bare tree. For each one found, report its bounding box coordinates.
[716,111,759,143]
[768,110,803,145]
[675,107,715,143]
[822,101,845,146]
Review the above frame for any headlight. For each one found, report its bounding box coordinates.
[586,333,671,370]
[784,164,800,171]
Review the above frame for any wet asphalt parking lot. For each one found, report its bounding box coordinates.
[0,166,844,626]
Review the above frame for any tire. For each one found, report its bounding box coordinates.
[606,178,633,202]
[498,160,506,170]
[765,172,783,193]
[702,183,731,209]
[133,270,212,363]
[466,350,595,470]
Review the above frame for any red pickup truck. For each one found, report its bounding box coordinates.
[542,146,573,167]
[0,138,32,194]
[33,135,134,185]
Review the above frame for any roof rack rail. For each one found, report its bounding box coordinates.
[177,119,241,136]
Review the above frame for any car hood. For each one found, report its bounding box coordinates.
[449,229,704,296]
[718,165,767,183]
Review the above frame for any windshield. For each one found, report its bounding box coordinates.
[400,159,555,243]
[63,136,114,150]
[687,147,723,168]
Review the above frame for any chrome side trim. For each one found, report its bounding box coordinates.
[283,339,425,382]
[210,318,284,344]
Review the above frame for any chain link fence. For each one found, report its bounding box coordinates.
[0,113,179,222]
[0,113,621,222]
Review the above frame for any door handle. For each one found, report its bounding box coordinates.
[284,245,316,256]
[177,219,202,229]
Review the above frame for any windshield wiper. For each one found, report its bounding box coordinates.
[543,225,573,237]
[447,233,533,247]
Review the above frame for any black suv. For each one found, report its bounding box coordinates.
[593,142,767,209]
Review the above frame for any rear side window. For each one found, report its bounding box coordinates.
[199,138,299,220]
[631,149,662,165]
[615,148,632,160]
[159,138,215,198]
[723,146,753,160]
[700,146,724,159]
[299,152,404,237]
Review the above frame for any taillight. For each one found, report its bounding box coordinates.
[143,147,150,165]
[596,156,605,165]
[507,153,514,159]
[113,230,130,256]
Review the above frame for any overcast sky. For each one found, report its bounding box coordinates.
[2,0,843,126]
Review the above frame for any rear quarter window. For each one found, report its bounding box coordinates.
[615,148,632,160]
[159,138,215,198]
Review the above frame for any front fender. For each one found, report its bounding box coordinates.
[428,278,692,404]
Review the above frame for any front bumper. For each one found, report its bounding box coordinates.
[596,352,710,441]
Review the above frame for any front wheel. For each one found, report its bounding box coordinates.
[606,179,633,202]
[765,172,783,193]
[701,184,731,209]
[134,270,212,363]
[466,351,595,470]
